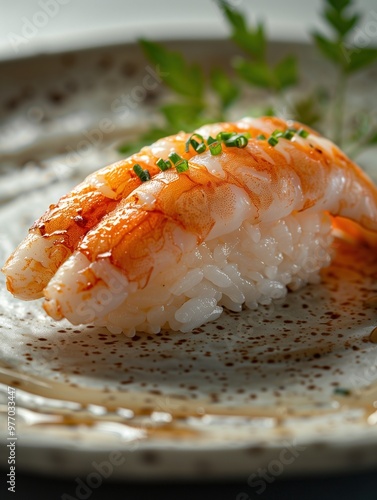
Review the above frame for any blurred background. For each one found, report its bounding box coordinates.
[1,1,377,499]
[1,0,376,60]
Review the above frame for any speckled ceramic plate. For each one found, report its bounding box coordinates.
[0,40,376,479]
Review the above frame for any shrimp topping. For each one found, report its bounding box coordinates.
[2,117,377,334]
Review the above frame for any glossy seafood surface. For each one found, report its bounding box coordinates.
[2,117,377,333]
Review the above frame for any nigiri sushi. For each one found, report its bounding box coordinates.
[2,117,377,336]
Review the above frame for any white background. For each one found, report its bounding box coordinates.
[1,0,376,60]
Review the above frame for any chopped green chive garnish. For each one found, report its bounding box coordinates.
[185,133,206,154]
[282,129,295,140]
[271,129,284,138]
[156,158,171,171]
[298,128,309,138]
[333,387,351,396]
[265,127,306,146]
[267,136,279,147]
[133,163,150,182]
[195,142,207,153]
[133,126,310,182]
[216,131,250,148]
[217,131,235,141]
[168,152,189,173]
[209,141,222,155]
[224,133,249,148]
[153,127,287,176]
[175,158,189,173]
[168,152,181,164]
[188,138,199,151]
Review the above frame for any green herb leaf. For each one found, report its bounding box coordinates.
[312,33,345,65]
[118,141,141,155]
[345,114,377,158]
[160,103,204,129]
[327,0,351,13]
[273,56,298,90]
[311,0,377,148]
[210,67,239,110]
[261,106,275,117]
[367,131,377,145]
[139,39,204,99]
[346,48,377,73]
[235,56,297,92]
[324,8,359,37]
[234,59,274,89]
[292,93,322,127]
[313,0,377,75]
[218,0,266,60]
[119,0,377,165]
[117,126,177,155]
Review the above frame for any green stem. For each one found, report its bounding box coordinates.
[280,92,293,118]
[345,129,377,159]
[346,143,364,160]
[333,69,347,147]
